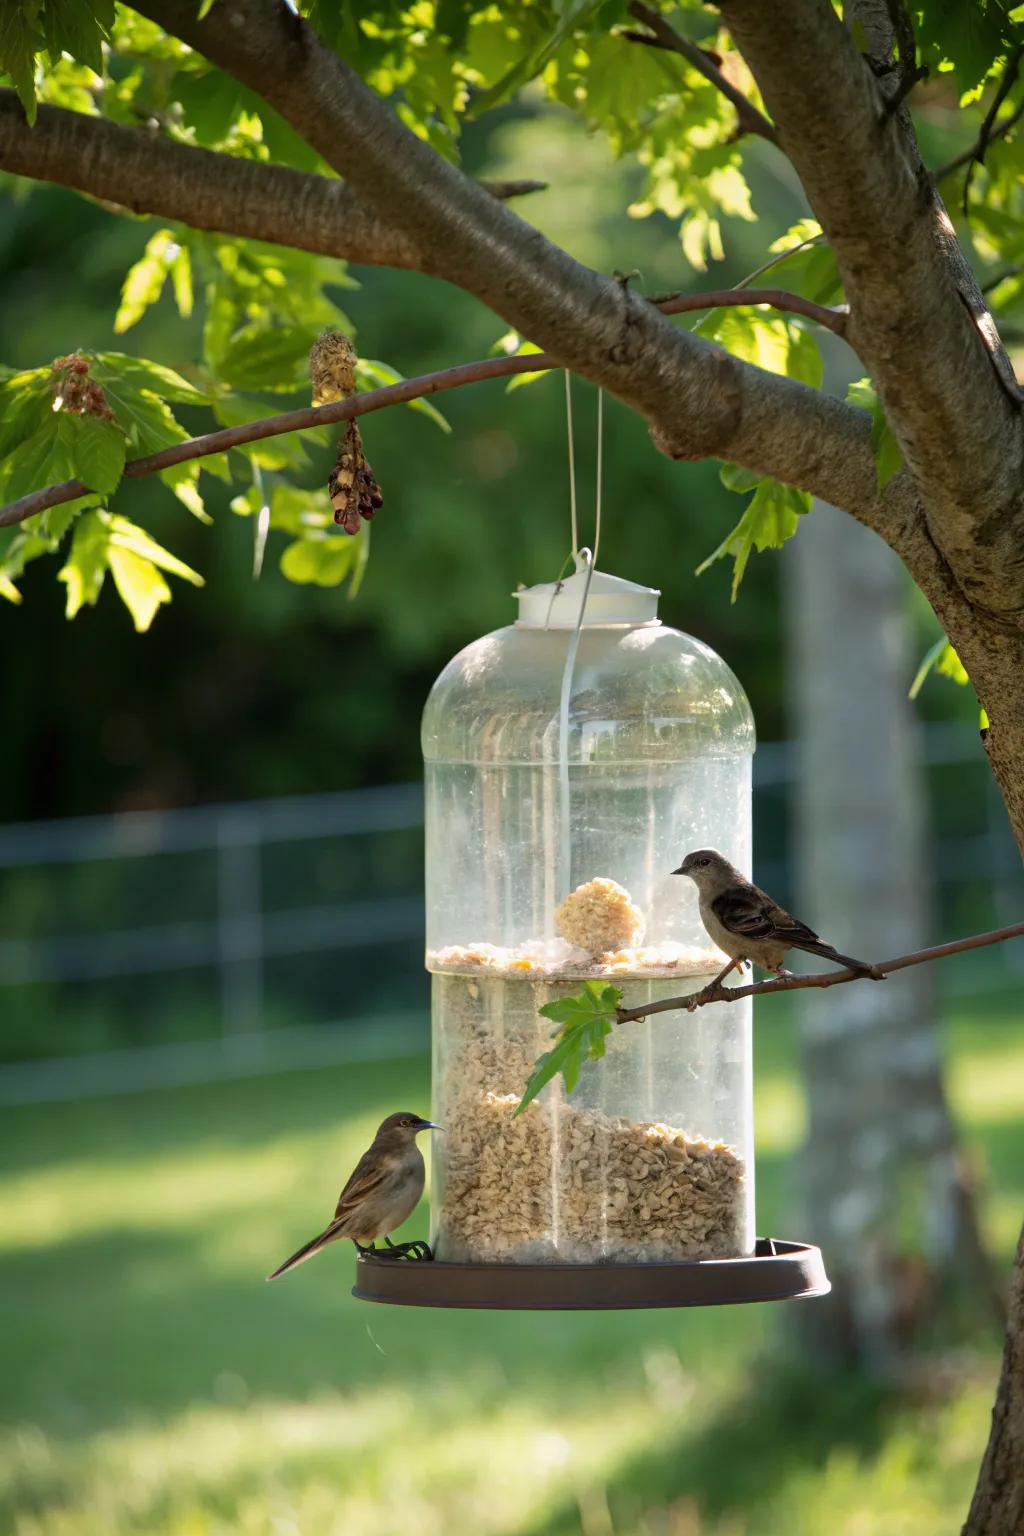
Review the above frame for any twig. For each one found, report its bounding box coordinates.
[624,0,779,146]
[962,48,1023,215]
[0,287,848,531]
[654,287,848,334]
[934,98,1024,182]
[982,264,1024,295]
[614,918,1024,1023]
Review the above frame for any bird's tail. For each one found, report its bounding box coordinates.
[792,938,885,980]
[266,1223,340,1282]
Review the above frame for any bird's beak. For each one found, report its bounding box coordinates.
[671,865,687,876]
[420,1120,443,1132]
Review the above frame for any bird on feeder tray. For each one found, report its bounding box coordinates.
[674,849,884,987]
[266,1112,440,1280]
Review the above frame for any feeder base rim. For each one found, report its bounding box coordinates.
[352,1236,830,1311]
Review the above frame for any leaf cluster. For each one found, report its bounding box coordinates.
[515,981,623,1114]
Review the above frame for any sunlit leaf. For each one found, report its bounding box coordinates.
[516,981,622,1113]
[698,477,811,599]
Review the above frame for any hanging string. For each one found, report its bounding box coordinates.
[592,387,603,569]
[565,371,579,560]
[555,384,605,903]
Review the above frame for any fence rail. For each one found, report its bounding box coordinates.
[1,725,1020,1104]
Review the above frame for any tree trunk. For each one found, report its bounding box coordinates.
[963,1227,1024,1535]
[787,500,995,1368]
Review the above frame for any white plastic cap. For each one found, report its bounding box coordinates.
[515,552,660,629]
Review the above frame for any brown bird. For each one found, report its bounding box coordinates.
[674,849,883,985]
[266,1111,439,1280]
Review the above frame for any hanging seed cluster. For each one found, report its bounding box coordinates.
[432,973,746,1264]
[50,354,116,420]
[308,330,383,534]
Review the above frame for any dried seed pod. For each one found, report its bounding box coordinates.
[310,330,383,535]
[308,330,358,406]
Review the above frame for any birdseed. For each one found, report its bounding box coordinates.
[432,971,747,1264]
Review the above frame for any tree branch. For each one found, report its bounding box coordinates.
[0,286,849,529]
[960,49,1023,216]
[123,0,904,547]
[623,1,778,145]
[0,91,543,274]
[719,0,1024,619]
[614,918,1024,1022]
[934,99,1024,180]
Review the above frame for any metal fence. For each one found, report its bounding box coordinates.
[1,724,1021,1104]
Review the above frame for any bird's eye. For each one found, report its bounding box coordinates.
[699,857,710,867]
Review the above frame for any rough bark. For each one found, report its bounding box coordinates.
[964,1227,1024,1535]
[720,0,1024,616]
[789,501,998,1367]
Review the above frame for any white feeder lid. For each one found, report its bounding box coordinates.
[515,554,660,629]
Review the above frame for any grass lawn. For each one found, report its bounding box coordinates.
[1,993,1020,1536]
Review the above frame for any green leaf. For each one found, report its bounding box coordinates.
[58,510,111,618]
[1,415,75,503]
[916,0,1013,97]
[107,545,173,632]
[92,354,210,404]
[516,981,622,1114]
[847,378,904,488]
[63,413,126,495]
[0,3,42,122]
[909,636,970,698]
[698,478,811,600]
[58,510,202,626]
[114,229,179,334]
[170,245,193,319]
[214,324,322,393]
[279,532,361,587]
[159,461,212,523]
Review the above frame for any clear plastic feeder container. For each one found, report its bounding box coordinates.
[422,564,755,1264]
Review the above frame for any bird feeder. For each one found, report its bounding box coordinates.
[355,561,829,1309]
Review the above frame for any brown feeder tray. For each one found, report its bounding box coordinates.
[353,1237,829,1310]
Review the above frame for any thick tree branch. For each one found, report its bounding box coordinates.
[615,918,1024,1021]
[624,1,778,145]
[0,91,543,273]
[719,0,1024,620]
[124,1,904,551]
[0,285,850,529]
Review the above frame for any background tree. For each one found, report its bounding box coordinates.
[2,2,1024,1530]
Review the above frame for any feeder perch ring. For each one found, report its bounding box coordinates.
[352,1238,829,1311]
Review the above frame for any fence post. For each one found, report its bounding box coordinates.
[216,809,264,1037]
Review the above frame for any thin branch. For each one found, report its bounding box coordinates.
[962,48,1023,215]
[625,0,779,145]
[0,287,848,531]
[934,98,1024,181]
[654,286,848,334]
[615,918,1024,1022]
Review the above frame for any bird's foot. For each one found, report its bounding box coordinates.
[767,965,793,979]
[372,1239,434,1262]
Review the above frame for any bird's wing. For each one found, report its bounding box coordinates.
[332,1149,393,1222]
[712,886,821,947]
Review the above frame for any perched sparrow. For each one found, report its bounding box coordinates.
[674,848,883,983]
[266,1111,439,1280]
